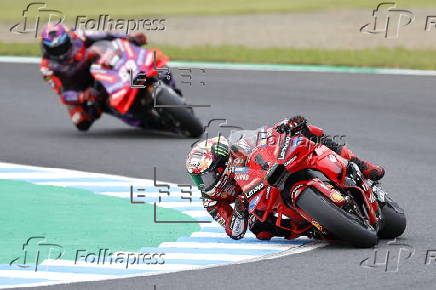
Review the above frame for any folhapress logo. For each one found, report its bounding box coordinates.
[360,239,414,272]
[360,2,414,39]
[9,236,64,272]
[9,2,65,38]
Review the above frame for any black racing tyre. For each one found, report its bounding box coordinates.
[378,202,406,239]
[296,187,378,248]
[154,85,203,138]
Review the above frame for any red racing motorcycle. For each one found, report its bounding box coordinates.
[230,124,406,247]
[85,38,203,137]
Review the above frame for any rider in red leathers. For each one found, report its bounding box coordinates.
[186,116,385,241]
[39,23,148,131]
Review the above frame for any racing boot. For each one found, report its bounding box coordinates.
[298,119,385,181]
[338,146,385,181]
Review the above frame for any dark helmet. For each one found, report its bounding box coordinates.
[186,137,230,192]
[40,23,73,62]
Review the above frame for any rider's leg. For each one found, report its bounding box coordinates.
[248,216,274,240]
[337,145,385,181]
[304,124,385,181]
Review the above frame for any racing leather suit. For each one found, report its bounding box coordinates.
[201,116,384,240]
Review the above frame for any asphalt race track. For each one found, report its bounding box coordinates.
[1,62,436,290]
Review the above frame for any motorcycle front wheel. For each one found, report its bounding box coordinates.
[296,186,378,248]
[377,198,406,238]
[154,84,204,138]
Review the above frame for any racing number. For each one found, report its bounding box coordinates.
[118,59,137,83]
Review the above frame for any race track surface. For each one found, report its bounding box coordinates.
[1,62,436,290]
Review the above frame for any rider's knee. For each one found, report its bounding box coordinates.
[255,231,273,240]
[76,120,93,131]
[68,105,96,131]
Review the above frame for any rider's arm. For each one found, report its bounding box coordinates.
[40,58,82,105]
[40,59,63,95]
[274,116,325,137]
[286,116,347,153]
[58,89,100,106]
[202,194,248,240]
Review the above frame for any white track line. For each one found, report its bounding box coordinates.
[0,161,322,289]
[0,270,115,282]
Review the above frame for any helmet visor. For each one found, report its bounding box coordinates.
[42,35,72,60]
[190,170,220,192]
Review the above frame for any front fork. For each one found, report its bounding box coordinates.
[370,181,404,214]
[158,70,183,96]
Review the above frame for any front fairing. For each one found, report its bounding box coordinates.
[88,39,169,114]
[88,40,147,94]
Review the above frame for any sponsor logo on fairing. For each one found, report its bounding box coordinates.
[245,182,265,199]
[311,220,324,231]
[284,155,297,167]
[265,186,271,200]
[330,191,345,203]
[278,135,292,160]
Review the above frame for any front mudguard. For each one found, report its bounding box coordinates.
[290,179,347,208]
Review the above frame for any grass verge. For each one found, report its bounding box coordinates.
[3,42,436,70]
[0,179,199,264]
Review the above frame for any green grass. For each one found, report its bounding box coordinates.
[0,179,199,264]
[3,42,436,70]
[1,0,436,22]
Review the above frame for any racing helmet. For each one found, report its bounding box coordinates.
[186,136,230,192]
[40,24,73,61]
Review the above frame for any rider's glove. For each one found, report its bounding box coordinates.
[288,115,307,130]
[275,116,308,134]
[128,33,147,46]
[228,195,248,240]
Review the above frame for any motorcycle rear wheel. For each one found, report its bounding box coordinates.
[296,187,378,248]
